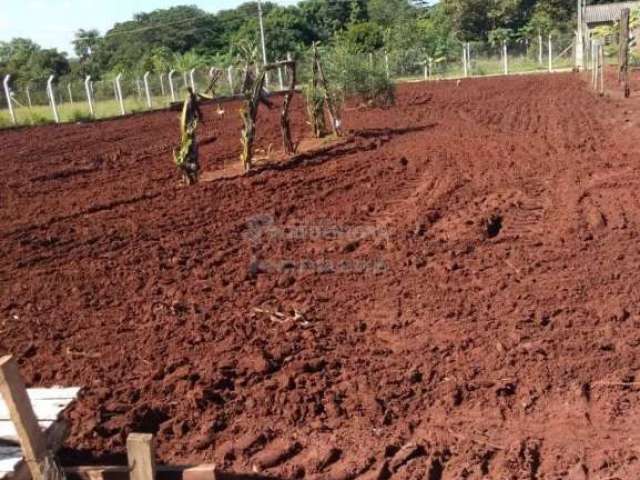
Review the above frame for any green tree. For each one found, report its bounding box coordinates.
[488,27,514,46]
[150,46,174,73]
[337,22,385,54]
[367,0,413,29]
[0,38,69,85]
[72,29,103,78]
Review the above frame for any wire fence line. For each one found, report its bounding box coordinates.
[0,35,576,128]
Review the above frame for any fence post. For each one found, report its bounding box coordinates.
[3,74,16,125]
[67,83,74,104]
[127,433,156,480]
[592,42,597,88]
[228,66,234,94]
[503,40,508,74]
[112,79,118,105]
[157,73,164,96]
[46,75,60,123]
[463,45,468,77]
[548,34,553,72]
[168,69,176,102]
[115,73,125,115]
[538,31,543,65]
[189,68,196,91]
[143,71,152,108]
[84,75,95,117]
[598,43,605,95]
[278,66,284,90]
[620,7,631,97]
[429,58,433,79]
[26,85,32,109]
[385,52,390,79]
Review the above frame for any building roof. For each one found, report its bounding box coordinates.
[584,1,640,24]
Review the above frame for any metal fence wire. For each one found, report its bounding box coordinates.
[1,35,578,128]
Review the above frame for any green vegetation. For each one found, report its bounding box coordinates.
[0,95,171,126]
[0,0,593,128]
[1,0,584,87]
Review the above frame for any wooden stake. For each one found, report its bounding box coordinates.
[599,44,605,96]
[308,43,326,138]
[280,56,297,154]
[315,56,342,137]
[592,42,598,90]
[127,433,156,480]
[240,69,268,172]
[0,355,48,480]
[620,8,631,97]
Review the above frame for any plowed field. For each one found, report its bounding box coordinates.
[3,73,640,479]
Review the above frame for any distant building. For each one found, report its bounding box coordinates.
[584,1,640,31]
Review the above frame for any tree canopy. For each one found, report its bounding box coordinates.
[1,0,581,85]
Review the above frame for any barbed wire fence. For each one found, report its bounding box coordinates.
[0,33,577,128]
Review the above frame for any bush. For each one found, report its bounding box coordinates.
[356,67,394,107]
[28,112,52,126]
[69,109,93,123]
[0,117,14,129]
[325,45,395,108]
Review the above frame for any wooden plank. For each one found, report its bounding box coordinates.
[14,389,80,401]
[126,434,156,480]
[8,420,69,480]
[0,398,76,421]
[65,465,279,480]
[0,356,47,480]
[0,445,22,476]
[182,465,216,480]
[0,421,53,444]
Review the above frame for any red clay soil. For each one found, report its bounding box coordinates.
[3,73,640,479]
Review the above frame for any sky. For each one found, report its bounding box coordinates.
[0,0,299,56]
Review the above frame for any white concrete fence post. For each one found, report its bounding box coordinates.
[115,73,125,115]
[466,42,472,75]
[84,75,95,117]
[548,34,553,72]
[67,83,74,105]
[159,73,165,96]
[112,79,118,105]
[25,85,32,109]
[168,69,176,102]
[385,52,390,79]
[538,31,543,65]
[227,66,234,94]
[143,71,152,108]
[503,40,508,75]
[463,45,468,77]
[3,75,16,125]
[278,66,284,90]
[46,75,60,123]
[189,68,196,91]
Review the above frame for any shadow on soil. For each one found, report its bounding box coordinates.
[249,124,437,176]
